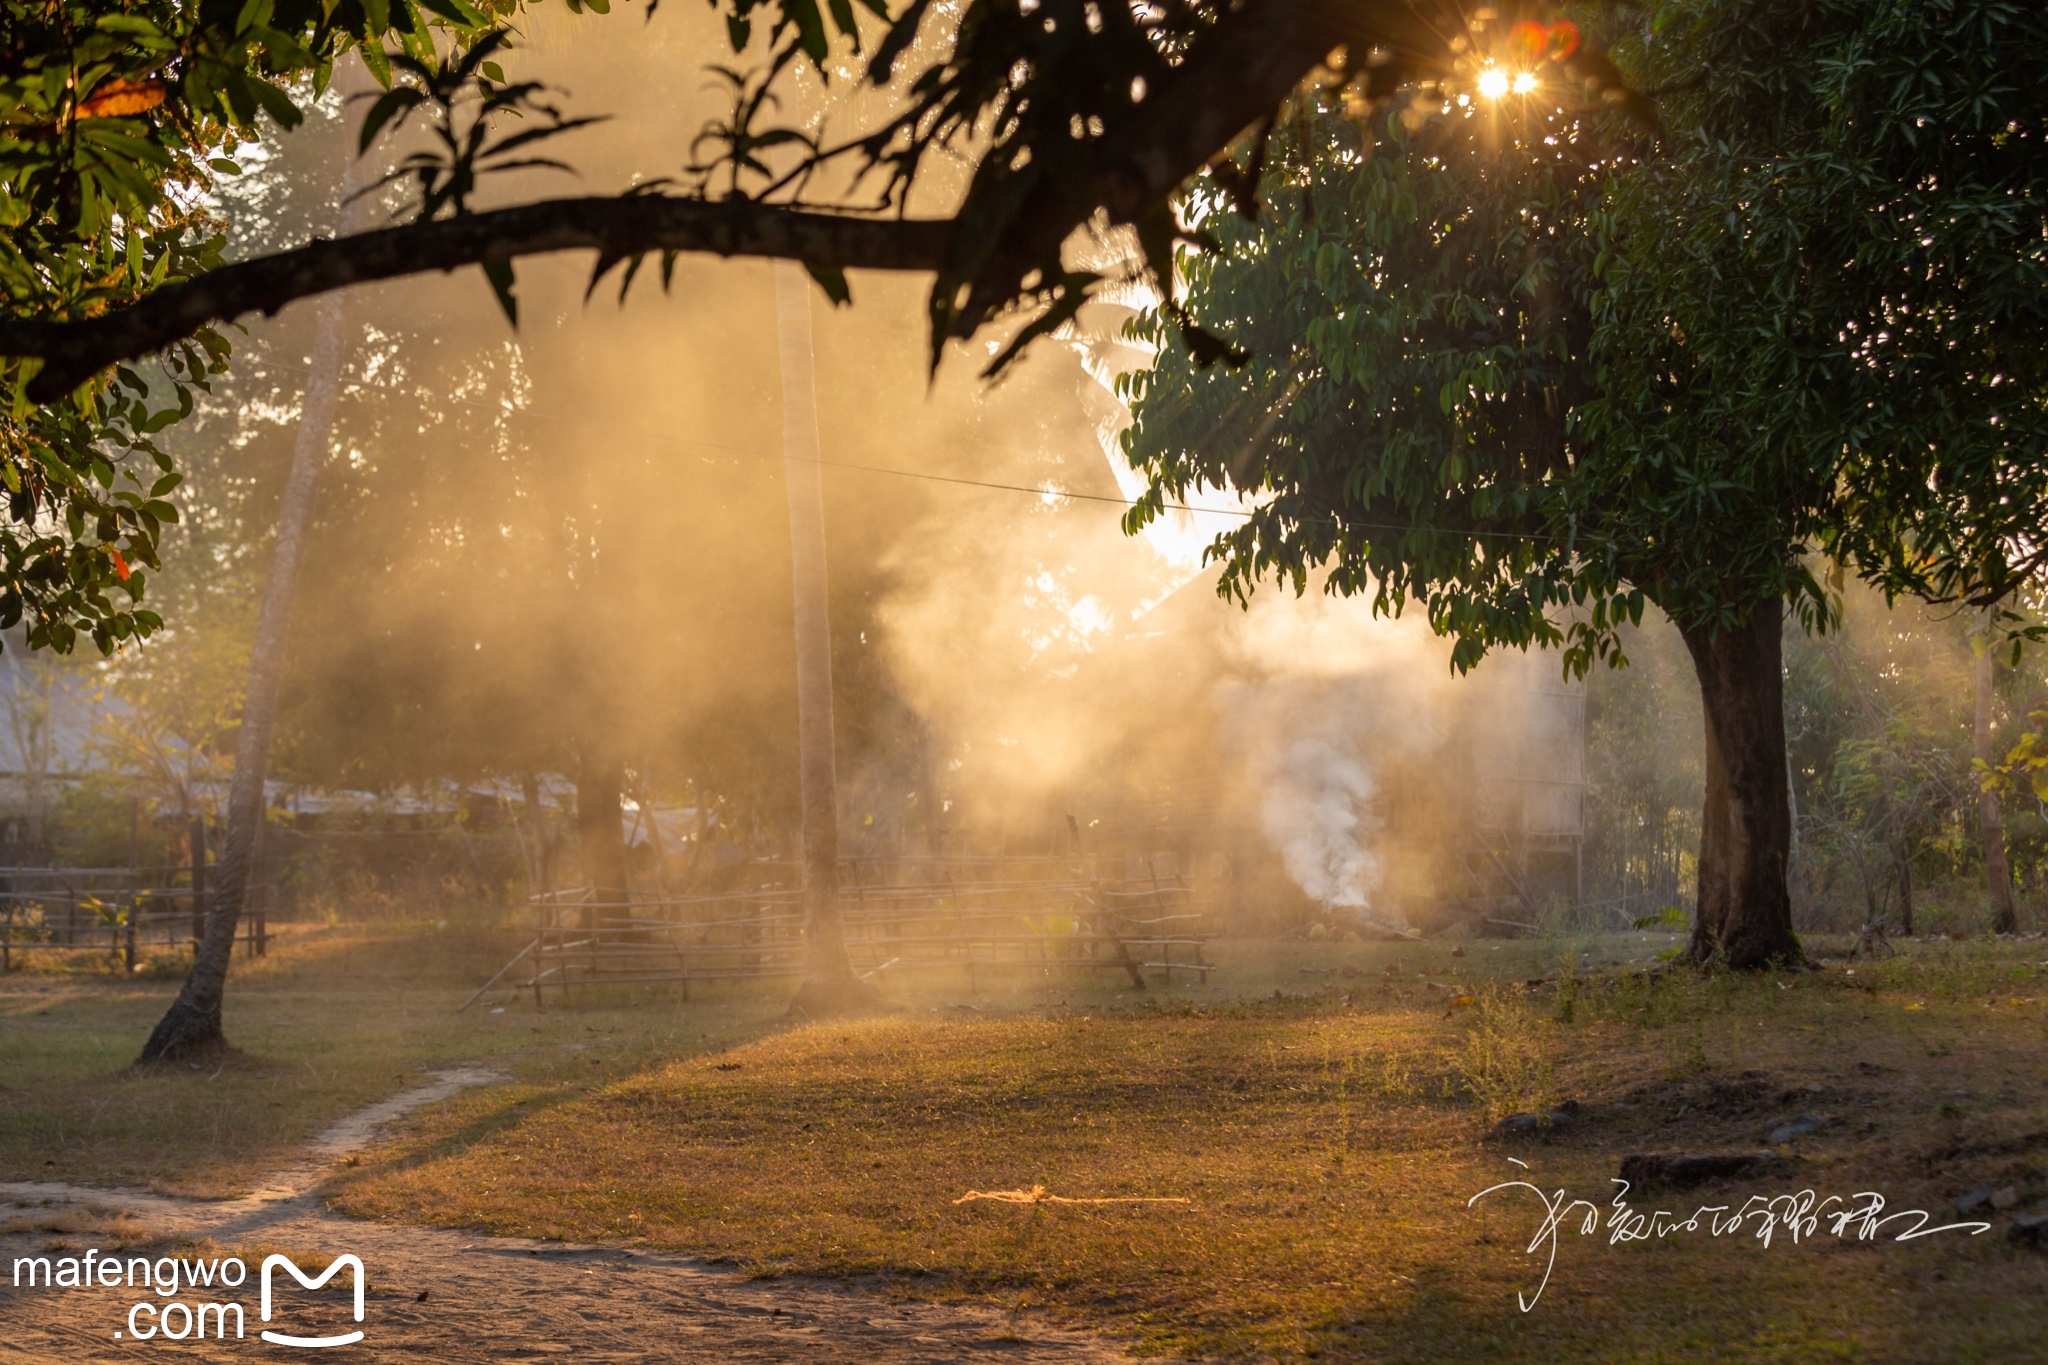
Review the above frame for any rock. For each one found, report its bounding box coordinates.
[2009,1213,2048,1247]
[1618,1151,1780,1192]
[1956,1187,1995,1216]
[1764,1114,1825,1145]
[1991,1186,2021,1210]
[1493,1102,1580,1140]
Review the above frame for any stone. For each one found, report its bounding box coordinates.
[1955,1187,1995,1216]
[2009,1213,2048,1248]
[1991,1186,2021,1210]
[1618,1151,1780,1192]
[1764,1114,1825,1145]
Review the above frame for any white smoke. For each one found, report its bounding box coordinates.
[1219,592,1454,935]
[1258,727,1381,909]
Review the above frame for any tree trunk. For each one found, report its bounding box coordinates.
[140,67,372,1063]
[773,262,871,1016]
[1977,620,2019,933]
[1892,837,1915,937]
[577,746,628,930]
[1680,599,1804,969]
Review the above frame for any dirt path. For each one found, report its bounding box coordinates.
[1,1069,1135,1362]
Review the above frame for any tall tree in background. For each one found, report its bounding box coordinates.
[141,64,375,1061]
[775,261,869,1013]
[1976,613,2019,934]
[577,743,629,921]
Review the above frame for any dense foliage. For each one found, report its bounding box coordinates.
[1124,0,2048,666]
[0,0,530,652]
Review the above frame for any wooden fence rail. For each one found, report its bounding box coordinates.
[471,870,1213,1009]
[0,858,268,973]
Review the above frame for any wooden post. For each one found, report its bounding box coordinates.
[533,919,550,1009]
[1098,876,1147,992]
[123,901,136,974]
[189,819,207,947]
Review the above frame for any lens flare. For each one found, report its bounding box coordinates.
[1476,66,1510,99]
[1507,20,1547,63]
[1511,70,1538,95]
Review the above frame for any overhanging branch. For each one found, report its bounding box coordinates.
[0,0,1463,401]
[2,196,955,400]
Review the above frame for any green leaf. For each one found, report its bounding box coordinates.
[414,0,486,25]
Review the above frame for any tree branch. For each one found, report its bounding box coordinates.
[0,0,1455,399]
[944,0,1436,342]
[2,197,955,400]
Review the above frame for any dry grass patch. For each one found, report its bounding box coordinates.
[0,923,785,1194]
[330,945,2048,1362]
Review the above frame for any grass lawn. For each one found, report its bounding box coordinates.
[0,923,786,1195]
[327,933,2048,1362]
[7,925,2047,1360]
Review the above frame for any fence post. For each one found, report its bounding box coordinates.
[189,819,207,947]
[123,900,136,974]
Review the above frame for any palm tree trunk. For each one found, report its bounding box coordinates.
[772,262,871,1015]
[1977,615,2019,933]
[140,74,372,1061]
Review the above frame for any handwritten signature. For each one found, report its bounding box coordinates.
[1468,1159,1992,1311]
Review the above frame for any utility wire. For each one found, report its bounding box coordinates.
[222,355,1555,544]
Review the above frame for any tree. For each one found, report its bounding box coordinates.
[775,259,872,1013]
[142,61,379,1061]
[1123,0,2048,968]
[1975,612,2019,934]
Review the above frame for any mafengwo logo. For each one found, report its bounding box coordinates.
[260,1254,366,1347]
[11,1246,367,1347]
